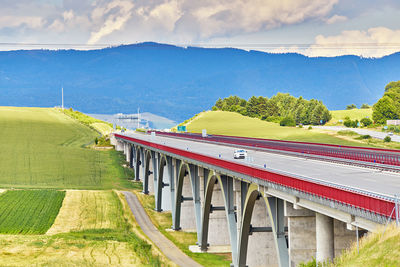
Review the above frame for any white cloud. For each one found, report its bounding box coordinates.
[170,0,339,40]
[0,15,45,29]
[88,0,134,44]
[306,27,400,57]
[325,14,347,24]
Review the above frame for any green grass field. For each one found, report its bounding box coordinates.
[0,107,133,189]
[332,223,400,267]
[328,108,372,125]
[186,111,363,146]
[0,190,65,234]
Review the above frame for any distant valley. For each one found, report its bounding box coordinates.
[88,112,176,130]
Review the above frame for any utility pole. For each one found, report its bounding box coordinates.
[61,87,64,110]
[137,107,140,129]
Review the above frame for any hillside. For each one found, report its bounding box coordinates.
[1,42,400,121]
[0,106,132,189]
[329,108,373,125]
[333,223,400,266]
[186,111,363,146]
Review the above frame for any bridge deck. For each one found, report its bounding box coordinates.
[126,132,400,198]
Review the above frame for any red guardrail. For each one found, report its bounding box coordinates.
[115,133,396,219]
[151,131,400,167]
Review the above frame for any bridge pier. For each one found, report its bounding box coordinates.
[285,202,316,266]
[316,213,334,263]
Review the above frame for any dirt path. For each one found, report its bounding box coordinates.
[121,191,202,267]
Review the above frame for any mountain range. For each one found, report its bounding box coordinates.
[0,42,399,122]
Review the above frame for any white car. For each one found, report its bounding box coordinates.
[233,149,247,159]
[388,132,394,136]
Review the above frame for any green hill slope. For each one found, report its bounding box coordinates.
[329,108,372,125]
[0,107,132,189]
[333,223,400,267]
[186,111,364,146]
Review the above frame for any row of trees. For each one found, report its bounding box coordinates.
[212,93,332,125]
[372,81,400,124]
[346,103,370,110]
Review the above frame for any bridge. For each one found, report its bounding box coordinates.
[112,131,400,267]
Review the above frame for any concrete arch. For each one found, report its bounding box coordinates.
[173,162,201,234]
[237,184,289,267]
[200,172,238,264]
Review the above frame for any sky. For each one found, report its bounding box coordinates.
[0,0,400,57]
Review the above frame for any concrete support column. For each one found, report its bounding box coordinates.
[316,213,334,263]
[115,140,124,151]
[180,172,197,231]
[285,202,316,266]
[125,144,130,163]
[129,145,134,169]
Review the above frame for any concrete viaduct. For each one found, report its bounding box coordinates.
[112,131,400,267]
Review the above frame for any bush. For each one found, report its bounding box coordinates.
[384,136,391,142]
[344,118,359,128]
[280,116,296,127]
[346,104,357,110]
[361,103,371,109]
[308,126,312,130]
[343,119,352,127]
[298,124,303,128]
[360,117,373,127]
[355,135,372,140]
[338,130,358,136]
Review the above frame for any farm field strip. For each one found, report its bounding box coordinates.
[0,190,65,234]
[47,190,126,235]
[0,107,133,190]
[0,235,141,266]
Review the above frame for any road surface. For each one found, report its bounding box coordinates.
[313,126,400,142]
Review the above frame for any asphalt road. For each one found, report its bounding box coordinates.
[313,126,400,142]
[121,191,202,267]
[125,132,400,198]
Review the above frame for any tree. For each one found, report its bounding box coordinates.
[360,117,372,127]
[346,104,357,110]
[360,104,370,109]
[384,81,400,91]
[372,96,398,124]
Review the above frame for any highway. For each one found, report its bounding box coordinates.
[313,126,400,142]
[125,132,400,198]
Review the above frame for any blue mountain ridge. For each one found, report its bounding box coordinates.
[0,42,399,121]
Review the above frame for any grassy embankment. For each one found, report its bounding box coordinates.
[333,223,400,267]
[327,108,373,125]
[0,107,167,266]
[181,110,400,149]
[185,110,363,146]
